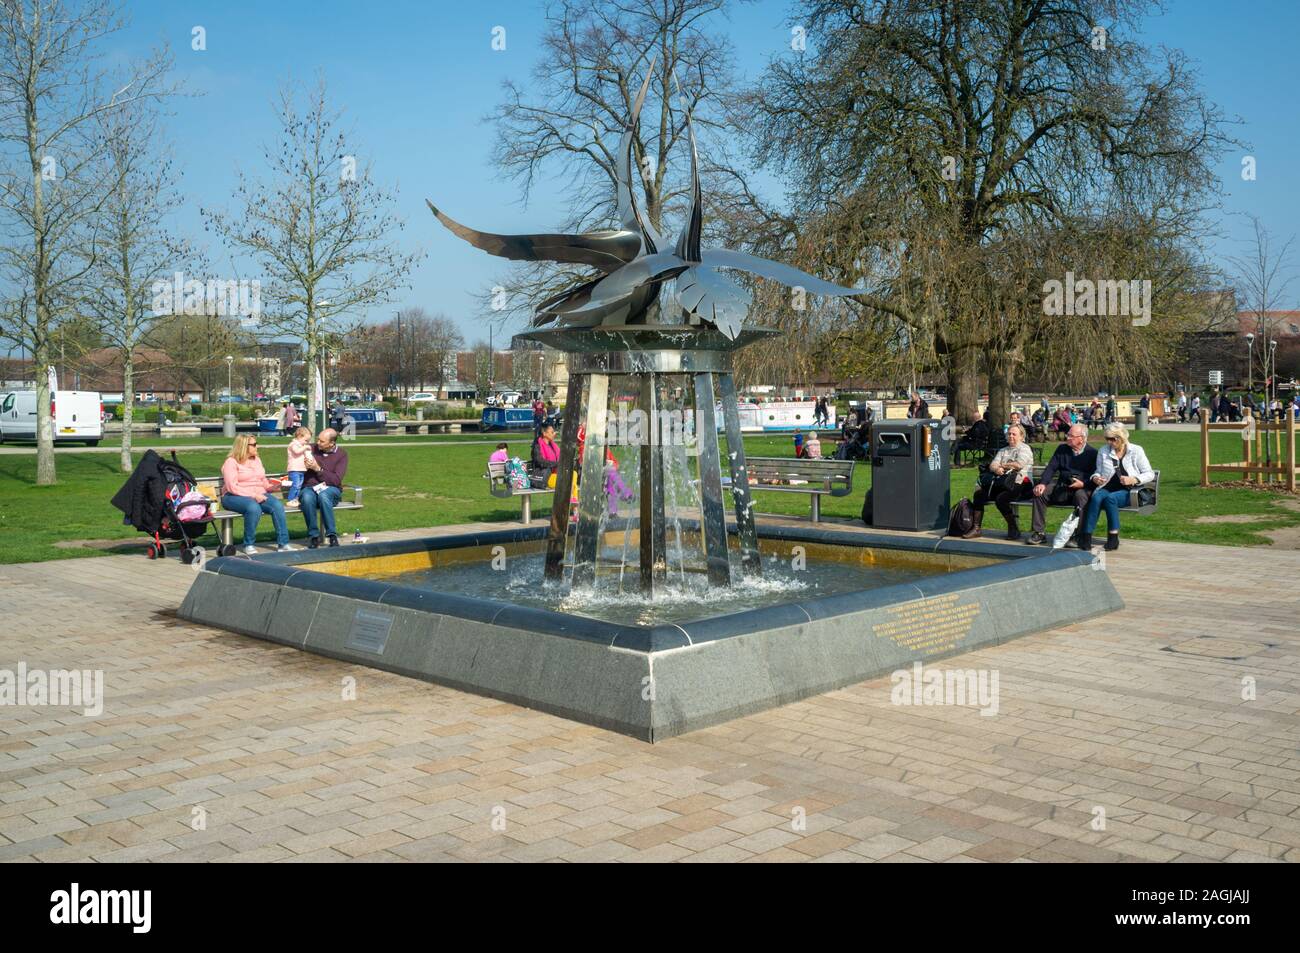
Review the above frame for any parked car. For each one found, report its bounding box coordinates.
[407,393,439,404]
[0,390,103,445]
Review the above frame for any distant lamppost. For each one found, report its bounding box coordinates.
[223,355,236,437]
[1245,333,1254,394]
[1270,338,1279,416]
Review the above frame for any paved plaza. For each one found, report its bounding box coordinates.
[2,519,1298,863]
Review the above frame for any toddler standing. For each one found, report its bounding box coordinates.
[285,426,315,508]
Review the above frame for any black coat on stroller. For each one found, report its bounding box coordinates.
[111,450,215,562]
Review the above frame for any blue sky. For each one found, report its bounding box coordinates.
[109,0,1300,343]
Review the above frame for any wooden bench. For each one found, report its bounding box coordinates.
[954,429,1045,468]
[1006,467,1161,517]
[723,456,856,523]
[197,473,364,555]
[486,461,551,523]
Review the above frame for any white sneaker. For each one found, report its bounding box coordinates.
[277,544,300,552]
[242,545,259,556]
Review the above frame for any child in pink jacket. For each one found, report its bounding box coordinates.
[284,426,315,508]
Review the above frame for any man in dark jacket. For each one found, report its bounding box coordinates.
[1026,424,1097,544]
[300,428,349,548]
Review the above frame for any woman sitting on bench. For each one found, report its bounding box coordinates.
[964,423,1034,540]
[220,434,295,555]
[1080,422,1154,552]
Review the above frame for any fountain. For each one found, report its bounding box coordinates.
[178,64,1123,740]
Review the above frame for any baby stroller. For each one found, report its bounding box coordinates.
[110,450,216,563]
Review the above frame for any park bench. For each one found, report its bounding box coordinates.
[196,473,365,555]
[953,427,1045,468]
[1006,466,1161,517]
[485,460,551,523]
[723,456,856,523]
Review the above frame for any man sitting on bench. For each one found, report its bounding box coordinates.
[1026,423,1096,545]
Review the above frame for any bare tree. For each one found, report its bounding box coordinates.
[0,0,172,483]
[1230,217,1295,391]
[481,0,759,325]
[203,77,421,433]
[394,307,463,393]
[84,90,198,471]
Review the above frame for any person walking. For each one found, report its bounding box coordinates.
[532,396,546,437]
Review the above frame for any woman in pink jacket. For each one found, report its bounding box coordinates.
[220,434,295,554]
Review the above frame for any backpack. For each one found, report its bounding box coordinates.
[860,488,873,526]
[947,498,976,537]
[504,457,529,490]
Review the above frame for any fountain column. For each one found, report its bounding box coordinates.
[692,372,731,585]
[544,374,584,581]
[571,374,611,588]
[638,372,667,594]
[527,325,774,596]
[718,373,762,575]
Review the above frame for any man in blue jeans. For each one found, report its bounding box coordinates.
[299,428,349,548]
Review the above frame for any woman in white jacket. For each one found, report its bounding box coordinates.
[1080,421,1154,551]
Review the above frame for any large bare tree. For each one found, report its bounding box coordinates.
[746,0,1235,422]
[482,0,763,326]
[203,78,421,433]
[0,0,171,483]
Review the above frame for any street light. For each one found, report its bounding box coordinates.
[317,301,333,433]
[223,355,236,438]
[1270,339,1279,417]
[1245,332,1254,394]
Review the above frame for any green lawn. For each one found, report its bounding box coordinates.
[59,431,503,449]
[1,429,1296,564]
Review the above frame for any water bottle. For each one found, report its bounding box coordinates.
[354,528,362,542]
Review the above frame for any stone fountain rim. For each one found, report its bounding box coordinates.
[194,522,1101,654]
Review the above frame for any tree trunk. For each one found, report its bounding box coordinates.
[34,341,55,485]
[120,352,134,473]
[945,344,981,425]
[986,349,1017,429]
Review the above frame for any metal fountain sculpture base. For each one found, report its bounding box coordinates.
[521,324,776,596]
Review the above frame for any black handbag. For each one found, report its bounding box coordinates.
[978,465,1021,493]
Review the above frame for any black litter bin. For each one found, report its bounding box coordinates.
[868,418,951,530]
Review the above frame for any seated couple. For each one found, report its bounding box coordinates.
[220,430,349,555]
[963,422,1153,551]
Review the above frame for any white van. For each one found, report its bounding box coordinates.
[0,390,103,446]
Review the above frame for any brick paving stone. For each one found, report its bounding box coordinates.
[3,531,1299,863]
